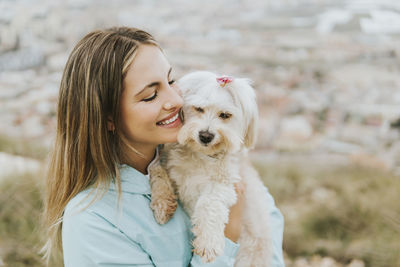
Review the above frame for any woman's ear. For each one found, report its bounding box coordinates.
[107,117,115,132]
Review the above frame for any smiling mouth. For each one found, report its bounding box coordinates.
[156,112,180,126]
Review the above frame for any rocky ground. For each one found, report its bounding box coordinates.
[1,0,400,175]
[1,0,400,266]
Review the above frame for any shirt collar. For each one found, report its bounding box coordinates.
[110,147,160,195]
[146,146,160,177]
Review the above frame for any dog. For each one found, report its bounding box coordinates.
[149,71,273,266]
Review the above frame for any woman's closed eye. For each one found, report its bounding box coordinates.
[142,78,174,102]
[142,91,158,102]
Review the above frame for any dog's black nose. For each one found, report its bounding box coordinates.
[199,131,214,144]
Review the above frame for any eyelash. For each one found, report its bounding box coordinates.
[142,79,175,102]
[142,91,158,102]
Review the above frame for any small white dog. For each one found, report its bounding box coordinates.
[149,71,273,266]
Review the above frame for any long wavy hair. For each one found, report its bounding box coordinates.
[42,27,159,264]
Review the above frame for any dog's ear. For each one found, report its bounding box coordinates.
[243,95,258,149]
[233,78,259,149]
[244,107,258,148]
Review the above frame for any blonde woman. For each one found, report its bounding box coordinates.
[43,27,285,266]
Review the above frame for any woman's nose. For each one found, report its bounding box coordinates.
[163,84,183,110]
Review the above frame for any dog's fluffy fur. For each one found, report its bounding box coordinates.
[149,71,273,266]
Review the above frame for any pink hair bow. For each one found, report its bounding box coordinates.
[216,76,234,87]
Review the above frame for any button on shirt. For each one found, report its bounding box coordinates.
[62,164,285,266]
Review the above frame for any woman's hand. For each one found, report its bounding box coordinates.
[224,180,246,243]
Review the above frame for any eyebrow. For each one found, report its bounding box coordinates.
[135,67,172,97]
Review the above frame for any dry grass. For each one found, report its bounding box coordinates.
[0,172,45,267]
[1,132,400,267]
[255,161,400,267]
[0,135,48,160]
[0,134,47,266]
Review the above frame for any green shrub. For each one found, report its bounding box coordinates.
[256,161,400,267]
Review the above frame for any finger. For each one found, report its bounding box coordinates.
[234,181,246,195]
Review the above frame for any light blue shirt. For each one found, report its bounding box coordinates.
[62,164,285,266]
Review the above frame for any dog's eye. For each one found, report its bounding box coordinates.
[219,112,232,120]
[194,106,204,113]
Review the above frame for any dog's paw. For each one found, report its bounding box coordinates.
[150,194,177,224]
[192,234,225,263]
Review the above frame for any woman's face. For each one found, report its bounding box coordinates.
[119,44,183,152]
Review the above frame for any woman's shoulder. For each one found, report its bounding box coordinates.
[64,189,90,216]
[64,188,108,216]
[62,185,146,246]
[64,164,150,219]
[62,182,168,235]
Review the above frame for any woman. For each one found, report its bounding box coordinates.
[43,27,285,266]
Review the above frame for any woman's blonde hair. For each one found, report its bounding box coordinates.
[42,27,159,263]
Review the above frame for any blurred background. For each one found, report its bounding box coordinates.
[1,0,400,266]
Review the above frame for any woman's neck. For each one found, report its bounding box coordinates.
[121,145,157,174]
